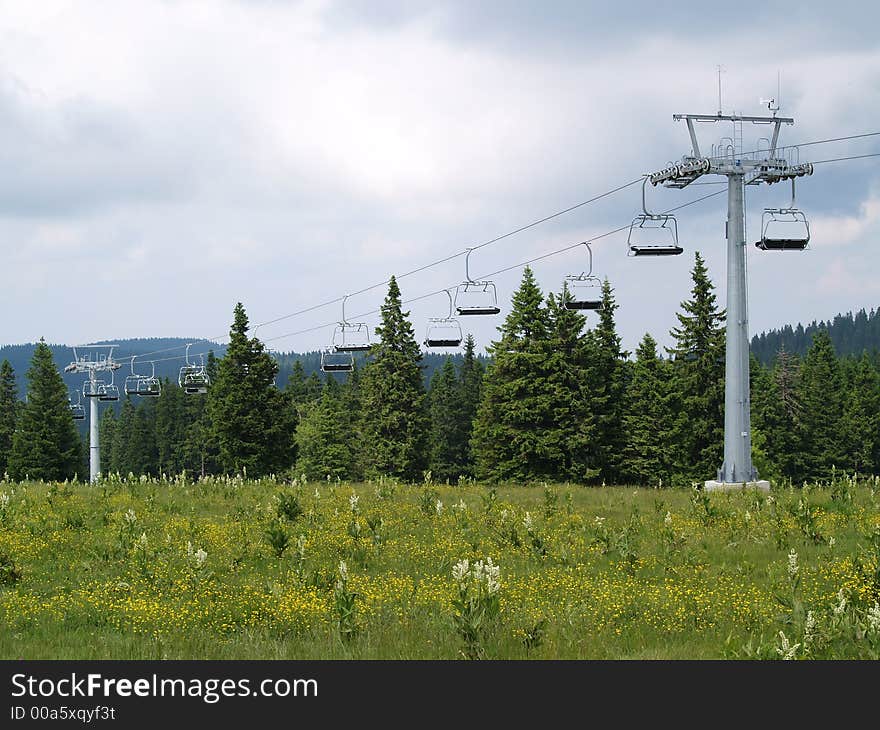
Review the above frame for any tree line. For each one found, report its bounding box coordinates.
[751,307,880,365]
[1,255,878,485]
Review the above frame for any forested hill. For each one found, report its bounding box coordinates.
[751,308,880,365]
[0,338,486,398]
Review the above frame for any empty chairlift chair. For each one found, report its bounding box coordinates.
[424,290,464,348]
[178,344,210,395]
[98,371,120,401]
[755,176,811,251]
[125,357,162,398]
[321,347,354,373]
[69,392,85,421]
[564,242,604,311]
[454,248,501,316]
[332,295,372,352]
[83,379,104,399]
[627,177,683,257]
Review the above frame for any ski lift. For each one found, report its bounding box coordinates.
[564,242,603,310]
[332,295,372,352]
[69,392,85,421]
[755,177,810,251]
[424,290,464,348]
[98,370,119,401]
[454,248,501,316]
[125,357,161,397]
[178,344,210,395]
[83,379,104,399]
[627,178,683,257]
[321,347,354,373]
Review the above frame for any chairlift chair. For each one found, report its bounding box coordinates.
[454,249,501,316]
[125,357,162,398]
[564,242,604,311]
[178,344,210,395]
[755,177,810,251]
[424,290,464,348]
[627,178,683,257]
[332,296,372,352]
[69,392,85,421]
[320,347,354,373]
[83,379,104,399]
[98,370,119,401]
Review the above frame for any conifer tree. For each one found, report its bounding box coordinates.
[472,267,557,482]
[797,329,844,481]
[126,400,158,476]
[7,340,83,481]
[748,354,779,482]
[584,279,627,483]
[359,276,429,480]
[155,380,186,475]
[543,284,597,481]
[0,360,17,475]
[110,399,135,474]
[98,406,117,474]
[428,358,467,482]
[343,363,365,481]
[750,347,806,483]
[457,335,484,477]
[839,352,879,474]
[208,303,297,476]
[183,391,218,477]
[296,376,356,480]
[622,334,675,485]
[668,252,726,481]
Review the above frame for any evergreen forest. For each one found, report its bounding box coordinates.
[2,256,878,487]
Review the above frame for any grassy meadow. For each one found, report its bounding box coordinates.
[1,474,879,659]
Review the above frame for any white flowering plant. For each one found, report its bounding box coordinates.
[333,560,358,643]
[451,557,501,659]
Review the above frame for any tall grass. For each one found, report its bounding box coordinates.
[0,473,878,659]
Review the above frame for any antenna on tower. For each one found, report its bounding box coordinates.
[717,64,724,115]
[760,70,782,117]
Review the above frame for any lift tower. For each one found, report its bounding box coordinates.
[649,107,813,491]
[64,345,121,483]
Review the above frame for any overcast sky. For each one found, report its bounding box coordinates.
[1,0,878,362]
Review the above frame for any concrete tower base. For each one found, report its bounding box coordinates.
[704,480,771,493]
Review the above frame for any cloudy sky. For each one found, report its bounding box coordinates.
[1,0,878,361]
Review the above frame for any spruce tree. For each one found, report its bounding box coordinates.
[296,376,356,480]
[457,335,484,477]
[98,406,117,474]
[110,398,135,475]
[668,252,726,482]
[839,352,879,474]
[544,283,597,482]
[428,358,467,482]
[155,380,186,475]
[208,303,297,477]
[359,276,429,481]
[797,329,844,481]
[343,362,365,481]
[472,267,557,482]
[622,334,675,486]
[749,346,806,483]
[0,360,17,475]
[126,399,158,476]
[584,279,627,483]
[7,340,83,481]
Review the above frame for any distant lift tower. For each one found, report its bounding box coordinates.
[649,105,813,491]
[64,344,121,483]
